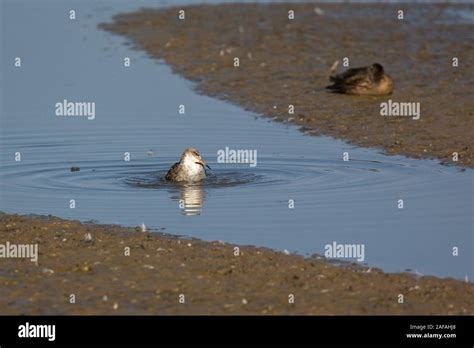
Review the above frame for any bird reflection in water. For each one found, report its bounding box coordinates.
[170,183,206,216]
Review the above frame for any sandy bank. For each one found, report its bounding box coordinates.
[100,3,474,167]
[0,213,472,315]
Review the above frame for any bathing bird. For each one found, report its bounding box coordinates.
[165,148,210,182]
[326,63,394,95]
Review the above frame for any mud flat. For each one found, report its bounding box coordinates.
[0,213,472,315]
[100,3,474,167]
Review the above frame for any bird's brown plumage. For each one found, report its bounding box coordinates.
[326,63,393,95]
[165,162,181,181]
[165,148,208,182]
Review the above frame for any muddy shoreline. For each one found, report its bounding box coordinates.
[0,213,473,315]
[100,3,474,167]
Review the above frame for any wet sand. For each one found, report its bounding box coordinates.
[100,3,474,167]
[0,213,472,315]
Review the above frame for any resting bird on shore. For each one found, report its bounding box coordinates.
[165,148,210,183]
[326,63,394,95]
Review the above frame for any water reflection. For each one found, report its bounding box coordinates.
[170,183,206,216]
[125,167,266,216]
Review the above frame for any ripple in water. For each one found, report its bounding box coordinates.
[124,170,267,189]
[124,168,273,215]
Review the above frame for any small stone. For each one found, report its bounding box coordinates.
[314,7,325,16]
[242,298,248,305]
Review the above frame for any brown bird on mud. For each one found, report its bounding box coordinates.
[326,63,394,95]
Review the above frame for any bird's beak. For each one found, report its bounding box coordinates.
[196,159,211,170]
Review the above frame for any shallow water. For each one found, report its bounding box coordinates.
[1,0,472,280]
